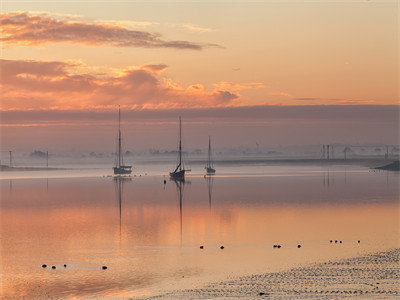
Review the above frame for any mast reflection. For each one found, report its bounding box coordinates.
[172,178,189,247]
[114,176,131,242]
[205,175,214,210]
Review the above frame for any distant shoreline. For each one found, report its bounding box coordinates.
[138,157,398,168]
[1,158,398,172]
[0,166,67,172]
[374,160,400,171]
[144,249,399,299]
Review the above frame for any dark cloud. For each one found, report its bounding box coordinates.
[0,12,221,50]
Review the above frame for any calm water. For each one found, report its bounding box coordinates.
[1,165,399,299]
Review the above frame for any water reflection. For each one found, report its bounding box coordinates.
[114,176,131,242]
[323,169,332,187]
[172,178,190,247]
[0,167,399,299]
[205,175,214,209]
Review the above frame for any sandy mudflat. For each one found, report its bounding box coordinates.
[143,249,399,299]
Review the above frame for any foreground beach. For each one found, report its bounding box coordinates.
[145,249,400,299]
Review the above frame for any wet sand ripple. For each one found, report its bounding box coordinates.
[145,249,399,299]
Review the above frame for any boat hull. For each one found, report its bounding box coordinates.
[113,166,132,175]
[206,167,216,174]
[170,169,185,180]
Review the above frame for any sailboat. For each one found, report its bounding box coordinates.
[170,117,190,181]
[205,136,216,174]
[113,106,132,175]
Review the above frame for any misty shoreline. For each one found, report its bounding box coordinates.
[1,158,398,172]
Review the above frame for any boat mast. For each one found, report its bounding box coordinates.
[208,136,211,168]
[179,116,182,171]
[118,106,122,168]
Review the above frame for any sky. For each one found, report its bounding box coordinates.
[0,0,398,153]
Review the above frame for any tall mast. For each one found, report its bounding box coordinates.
[118,106,122,167]
[208,136,211,168]
[179,116,182,171]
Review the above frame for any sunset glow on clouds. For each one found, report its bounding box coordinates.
[0,11,268,110]
[0,3,398,113]
[1,58,266,110]
[0,2,398,151]
[0,12,220,50]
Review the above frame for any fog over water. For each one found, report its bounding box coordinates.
[1,105,398,154]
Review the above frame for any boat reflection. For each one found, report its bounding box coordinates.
[205,175,214,209]
[172,178,190,246]
[114,176,132,242]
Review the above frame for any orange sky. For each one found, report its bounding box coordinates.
[1,1,398,111]
[0,1,398,152]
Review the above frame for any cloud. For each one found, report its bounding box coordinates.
[270,92,292,97]
[0,12,221,50]
[0,59,242,110]
[94,20,159,29]
[293,97,375,105]
[295,97,319,101]
[213,81,266,91]
[180,23,215,33]
[167,23,215,33]
[139,64,168,73]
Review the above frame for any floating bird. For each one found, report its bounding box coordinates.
[358,240,360,243]
[64,264,67,267]
[297,245,301,248]
[340,241,342,244]
[277,245,281,248]
[200,246,204,249]
[330,240,333,243]
[335,240,338,243]
[51,266,56,269]
[102,266,108,270]
[220,246,225,249]
[42,264,47,268]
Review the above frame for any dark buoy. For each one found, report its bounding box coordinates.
[330,240,333,243]
[335,240,338,243]
[164,179,166,184]
[358,240,360,243]
[51,266,56,269]
[64,264,67,268]
[42,264,47,268]
[297,245,301,248]
[339,241,342,244]
[102,266,107,270]
[220,246,224,249]
[273,245,277,248]
[259,292,266,296]
[200,246,204,249]
[277,245,281,248]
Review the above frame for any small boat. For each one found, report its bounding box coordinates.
[205,136,216,174]
[113,106,132,175]
[170,117,190,181]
